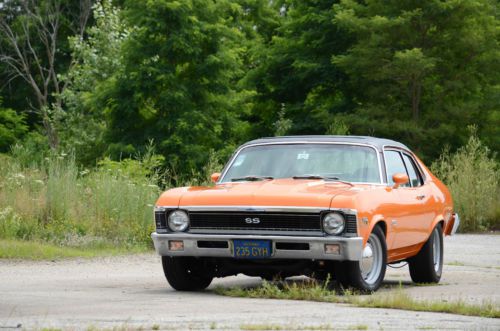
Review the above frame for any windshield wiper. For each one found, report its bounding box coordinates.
[292,175,353,186]
[292,175,338,180]
[231,175,274,182]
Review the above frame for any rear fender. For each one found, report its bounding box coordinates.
[427,215,445,242]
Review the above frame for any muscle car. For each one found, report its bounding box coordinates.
[152,136,459,292]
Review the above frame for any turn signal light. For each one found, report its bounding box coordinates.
[324,244,340,255]
[169,240,184,251]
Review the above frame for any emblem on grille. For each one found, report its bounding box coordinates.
[245,217,261,224]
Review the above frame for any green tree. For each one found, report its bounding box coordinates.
[59,0,128,164]
[93,0,254,173]
[332,0,500,159]
[247,0,352,137]
[0,0,93,149]
[0,99,27,152]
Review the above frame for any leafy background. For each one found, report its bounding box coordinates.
[0,0,498,253]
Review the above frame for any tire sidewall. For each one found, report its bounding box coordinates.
[433,224,444,279]
[162,256,213,291]
[351,225,387,292]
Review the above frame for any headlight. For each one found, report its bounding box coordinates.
[168,210,189,232]
[323,212,345,235]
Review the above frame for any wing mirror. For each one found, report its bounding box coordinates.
[392,173,409,189]
[210,172,221,183]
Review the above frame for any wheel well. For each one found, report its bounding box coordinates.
[374,221,387,237]
[438,220,444,229]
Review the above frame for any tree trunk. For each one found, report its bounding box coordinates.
[411,80,422,121]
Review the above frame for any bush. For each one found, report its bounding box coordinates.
[431,128,499,232]
[0,103,28,152]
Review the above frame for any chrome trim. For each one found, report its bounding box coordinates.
[218,142,384,185]
[451,213,460,235]
[382,145,427,184]
[188,229,324,236]
[151,232,363,261]
[154,206,177,212]
[155,205,358,215]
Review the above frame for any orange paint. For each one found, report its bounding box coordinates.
[155,139,454,264]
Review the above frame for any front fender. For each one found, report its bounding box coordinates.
[363,214,389,247]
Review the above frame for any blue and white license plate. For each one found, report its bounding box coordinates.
[233,240,272,259]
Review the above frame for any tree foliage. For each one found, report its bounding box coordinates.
[247,0,352,136]
[0,0,498,171]
[92,0,257,171]
[332,0,500,159]
[0,99,27,152]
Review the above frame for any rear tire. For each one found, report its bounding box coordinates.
[162,256,213,291]
[339,226,387,292]
[408,224,443,283]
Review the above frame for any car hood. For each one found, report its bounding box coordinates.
[157,179,359,209]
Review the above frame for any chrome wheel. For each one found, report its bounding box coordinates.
[432,227,441,273]
[360,233,383,285]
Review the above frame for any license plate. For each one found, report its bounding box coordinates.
[233,240,272,259]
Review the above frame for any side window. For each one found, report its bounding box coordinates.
[384,150,409,186]
[403,154,423,187]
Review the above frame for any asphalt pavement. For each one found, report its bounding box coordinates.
[0,234,499,330]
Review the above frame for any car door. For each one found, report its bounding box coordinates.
[401,152,435,243]
[383,149,427,250]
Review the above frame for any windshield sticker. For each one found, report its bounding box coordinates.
[297,152,309,160]
[233,154,246,167]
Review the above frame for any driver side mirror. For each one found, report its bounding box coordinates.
[210,172,221,183]
[392,173,409,189]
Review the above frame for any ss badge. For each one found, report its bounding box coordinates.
[245,217,261,224]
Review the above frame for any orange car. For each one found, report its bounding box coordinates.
[152,136,459,292]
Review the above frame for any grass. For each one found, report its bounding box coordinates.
[239,324,335,330]
[356,289,499,318]
[215,280,500,319]
[446,261,465,266]
[0,239,149,260]
[0,145,222,259]
[348,326,368,331]
[0,150,161,254]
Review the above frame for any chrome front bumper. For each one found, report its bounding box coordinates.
[151,232,363,261]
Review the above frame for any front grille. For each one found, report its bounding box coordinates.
[345,214,357,234]
[189,211,322,232]
[155,211,167,229]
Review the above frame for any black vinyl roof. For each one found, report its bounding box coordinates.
[241,135,410,152]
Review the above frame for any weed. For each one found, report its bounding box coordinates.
[431,127,499,232]
[348,325,368,331]
[216,280,500,319]
[0,239,148,260]
[0,149,160,255]
[446,261,465,266]
[239,324,333,331]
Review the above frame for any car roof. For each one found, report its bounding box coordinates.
[241,135,410,152]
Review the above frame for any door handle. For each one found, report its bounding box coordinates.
[416,195,426,200]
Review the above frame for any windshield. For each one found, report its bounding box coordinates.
[220,144,381,183]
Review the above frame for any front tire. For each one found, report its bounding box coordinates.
[339,226,387,292]
[162,256,213,291]
[408,224,443,283]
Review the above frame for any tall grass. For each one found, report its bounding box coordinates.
[0,143,223,253]
[0,148,161,249]
[431,127,499,232]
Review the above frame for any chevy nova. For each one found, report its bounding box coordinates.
[152,136,459,292]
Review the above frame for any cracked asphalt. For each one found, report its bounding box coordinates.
[0,234,499,330]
